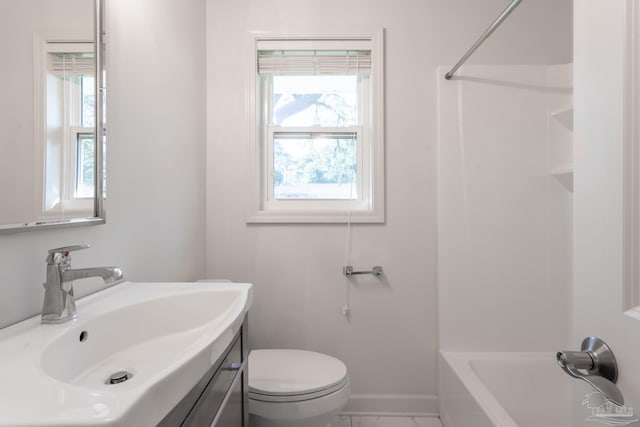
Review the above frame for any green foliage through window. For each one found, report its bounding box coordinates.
[274,135,357,199]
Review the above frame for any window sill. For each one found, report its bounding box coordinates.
[245,209,384,224]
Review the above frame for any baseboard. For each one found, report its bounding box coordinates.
[341,394,439,417]
[439,410,453,427]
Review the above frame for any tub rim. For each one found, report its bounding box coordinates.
[440,351,559,427]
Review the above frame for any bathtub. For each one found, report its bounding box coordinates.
[438,352,572,427]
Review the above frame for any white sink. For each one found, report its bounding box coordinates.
[0,281,253,427]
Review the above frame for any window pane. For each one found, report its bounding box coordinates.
[75,133,95,198]
[273,133,357,200]
[81,76,95,128]
[272,75,358,127]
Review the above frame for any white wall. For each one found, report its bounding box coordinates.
[0,0,206,329]
[438,64,573,352]
[206,0,572,410]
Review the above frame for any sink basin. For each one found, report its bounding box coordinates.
[0,281,253,426]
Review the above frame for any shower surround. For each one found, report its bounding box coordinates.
[437,64,574,424]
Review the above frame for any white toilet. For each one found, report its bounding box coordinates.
[248,349,351,427]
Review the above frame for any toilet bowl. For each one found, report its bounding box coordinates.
[248,349,351,427]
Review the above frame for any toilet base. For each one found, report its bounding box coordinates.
[248,378,349,427]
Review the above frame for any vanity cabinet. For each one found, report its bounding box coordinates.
[159,318,248,427]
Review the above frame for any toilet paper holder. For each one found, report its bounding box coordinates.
[343,265,383,277]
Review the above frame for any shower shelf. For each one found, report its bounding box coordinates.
[551,167,573,192]
[551,107,574,131]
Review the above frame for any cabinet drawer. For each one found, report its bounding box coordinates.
[182,336,243,426]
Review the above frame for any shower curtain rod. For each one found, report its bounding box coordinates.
[445,0,524,80]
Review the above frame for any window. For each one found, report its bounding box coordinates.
[34,38,97,219]
[247,33,384,223]
[75,131,96,198]
[67,71,96,200]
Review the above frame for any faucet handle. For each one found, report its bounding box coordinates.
[47,245,90,265]
[48,245,90,255]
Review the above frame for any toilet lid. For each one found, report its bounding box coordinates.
[249,349,348,396]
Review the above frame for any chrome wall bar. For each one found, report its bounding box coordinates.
[343,266,384,277]
[445,0,524,80]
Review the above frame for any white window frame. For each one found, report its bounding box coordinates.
[69,127,96,199]
[246,31,385,223]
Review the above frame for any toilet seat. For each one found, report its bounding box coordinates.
[250,375,349,402]
[249,349,349,403]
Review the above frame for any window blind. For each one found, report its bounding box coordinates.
[49,53,95,75]
[258,50,371,75]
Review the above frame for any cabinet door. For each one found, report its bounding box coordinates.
[182,338,243,426]
[210,371,243,427]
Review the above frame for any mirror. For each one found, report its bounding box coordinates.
[0,0,105,234]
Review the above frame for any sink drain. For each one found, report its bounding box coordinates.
[106,371,133,385]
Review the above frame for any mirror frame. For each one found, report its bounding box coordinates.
[0,0,105,235]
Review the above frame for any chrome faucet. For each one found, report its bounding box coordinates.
[41,245,123,324]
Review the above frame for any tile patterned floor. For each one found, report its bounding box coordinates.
[331,416,443,427]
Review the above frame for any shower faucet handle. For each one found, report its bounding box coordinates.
[556,337,624,406]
